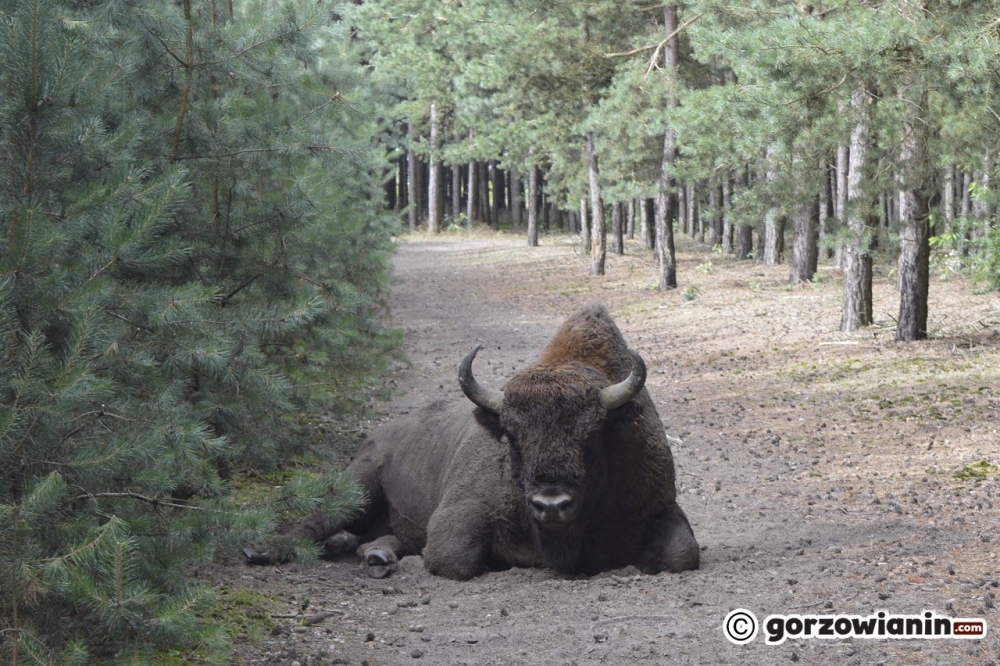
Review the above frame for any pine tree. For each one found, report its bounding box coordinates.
[1,0,396,661]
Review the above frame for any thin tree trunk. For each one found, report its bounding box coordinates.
[834,143,849,267]
[585,133,606,276]
[467,159,477,229]
[490,160,500,229]
[527,163,539,246]
[397,154,407,215]
[479,161,491,228]
[721,176,733,254]
[942,165,954,234]
[511,168,522,231]
[580,197,591,253]
[818,157,832,258]
[627,199,635,239]
[642,198,655,250]
[762,146,782,265]
[709,182,722,247]
[841,84,876,332]
[655,4,679,289]
[407,124,418,232]
[896,74,930,342]
[428,102,442,233]
[790,193,819,284]
[452,164,461,225]
[612,201,624,254]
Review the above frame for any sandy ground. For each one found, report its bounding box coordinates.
[220,232,1000,666]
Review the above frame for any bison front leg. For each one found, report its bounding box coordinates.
[422,503,491,580]
[637,502,700,574]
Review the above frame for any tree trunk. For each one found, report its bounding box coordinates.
[511,168,522,231]
[721,176,733,254]
[627,199,635,239]
[709,182,722,247]
[407,124,418,232]
[834,143,848,267]
[397,154,407,216]
[479,161,491,228]
[611,201,624,254]
[642,198,655,250]
[762,146,782,265]
[490,160,500,229]
[841,84,876,332]
[467,159,477,229]
[818,157,832,258]
[580,197,591,253]
[942,165,954,234]
[428,102,442,233]
[655,3,679,290]
[896,75,930,342]
[790,194,819,284]
[452,164,461,225]
[527,163,539,246]
[585,133,606,276]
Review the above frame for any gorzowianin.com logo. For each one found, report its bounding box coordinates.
[724,609,987,645]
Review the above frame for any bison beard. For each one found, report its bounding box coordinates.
[243,303,700,579]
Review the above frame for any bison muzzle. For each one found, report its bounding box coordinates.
[245,304,700,580]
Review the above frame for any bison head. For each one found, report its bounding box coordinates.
[458,344,646,573]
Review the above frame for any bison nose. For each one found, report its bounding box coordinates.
[529,490,577,523]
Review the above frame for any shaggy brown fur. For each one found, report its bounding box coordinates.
[258,304,699,580]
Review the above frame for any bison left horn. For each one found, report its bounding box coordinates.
[459,344,504,415]
[599,350,647,410]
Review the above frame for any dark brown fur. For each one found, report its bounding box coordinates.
[286,304,699,579]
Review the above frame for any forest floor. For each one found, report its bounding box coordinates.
[217,231,1000,666]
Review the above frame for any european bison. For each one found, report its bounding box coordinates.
[248,304,699,579]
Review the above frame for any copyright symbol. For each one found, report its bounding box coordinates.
[724,608,758,645]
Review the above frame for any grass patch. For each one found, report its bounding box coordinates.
[953,460,998,480]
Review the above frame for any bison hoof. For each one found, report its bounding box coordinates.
[242,548,277,566]
[364,549,397,579]
[323,532,361,557]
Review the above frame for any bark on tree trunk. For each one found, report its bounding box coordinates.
[527,163,539,247]
[818,157,832,258]
[762,146,782,265]
[467,159,477,229]
[896,74,930,342]
[490,160,500,229]
[479,161,491,228]
[709,182,722,247]
[397,154,407,215]
[655,3,679,289]
[721,176,733,254]
[428,102,442,233]
[790,194,819,284]
[452,164,461,225]
[511,168,522,231]
[841,84,876,332]
[942,165,954,234]
[586,133,606,276]
[612,201,624,254]
[580,197,591,253]
[642,198,655,250]
[407,124,418,232]
[627,199,635,239]
[834,143,849,267]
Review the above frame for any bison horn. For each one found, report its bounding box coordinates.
[459,344,504,415]
[599,350,647,410]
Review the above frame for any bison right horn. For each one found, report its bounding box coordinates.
[599,350,647,410]
[459,344,504,415]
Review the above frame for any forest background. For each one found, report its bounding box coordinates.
[3,0,1000,663]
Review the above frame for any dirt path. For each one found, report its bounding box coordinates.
[225,233,1000,666]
